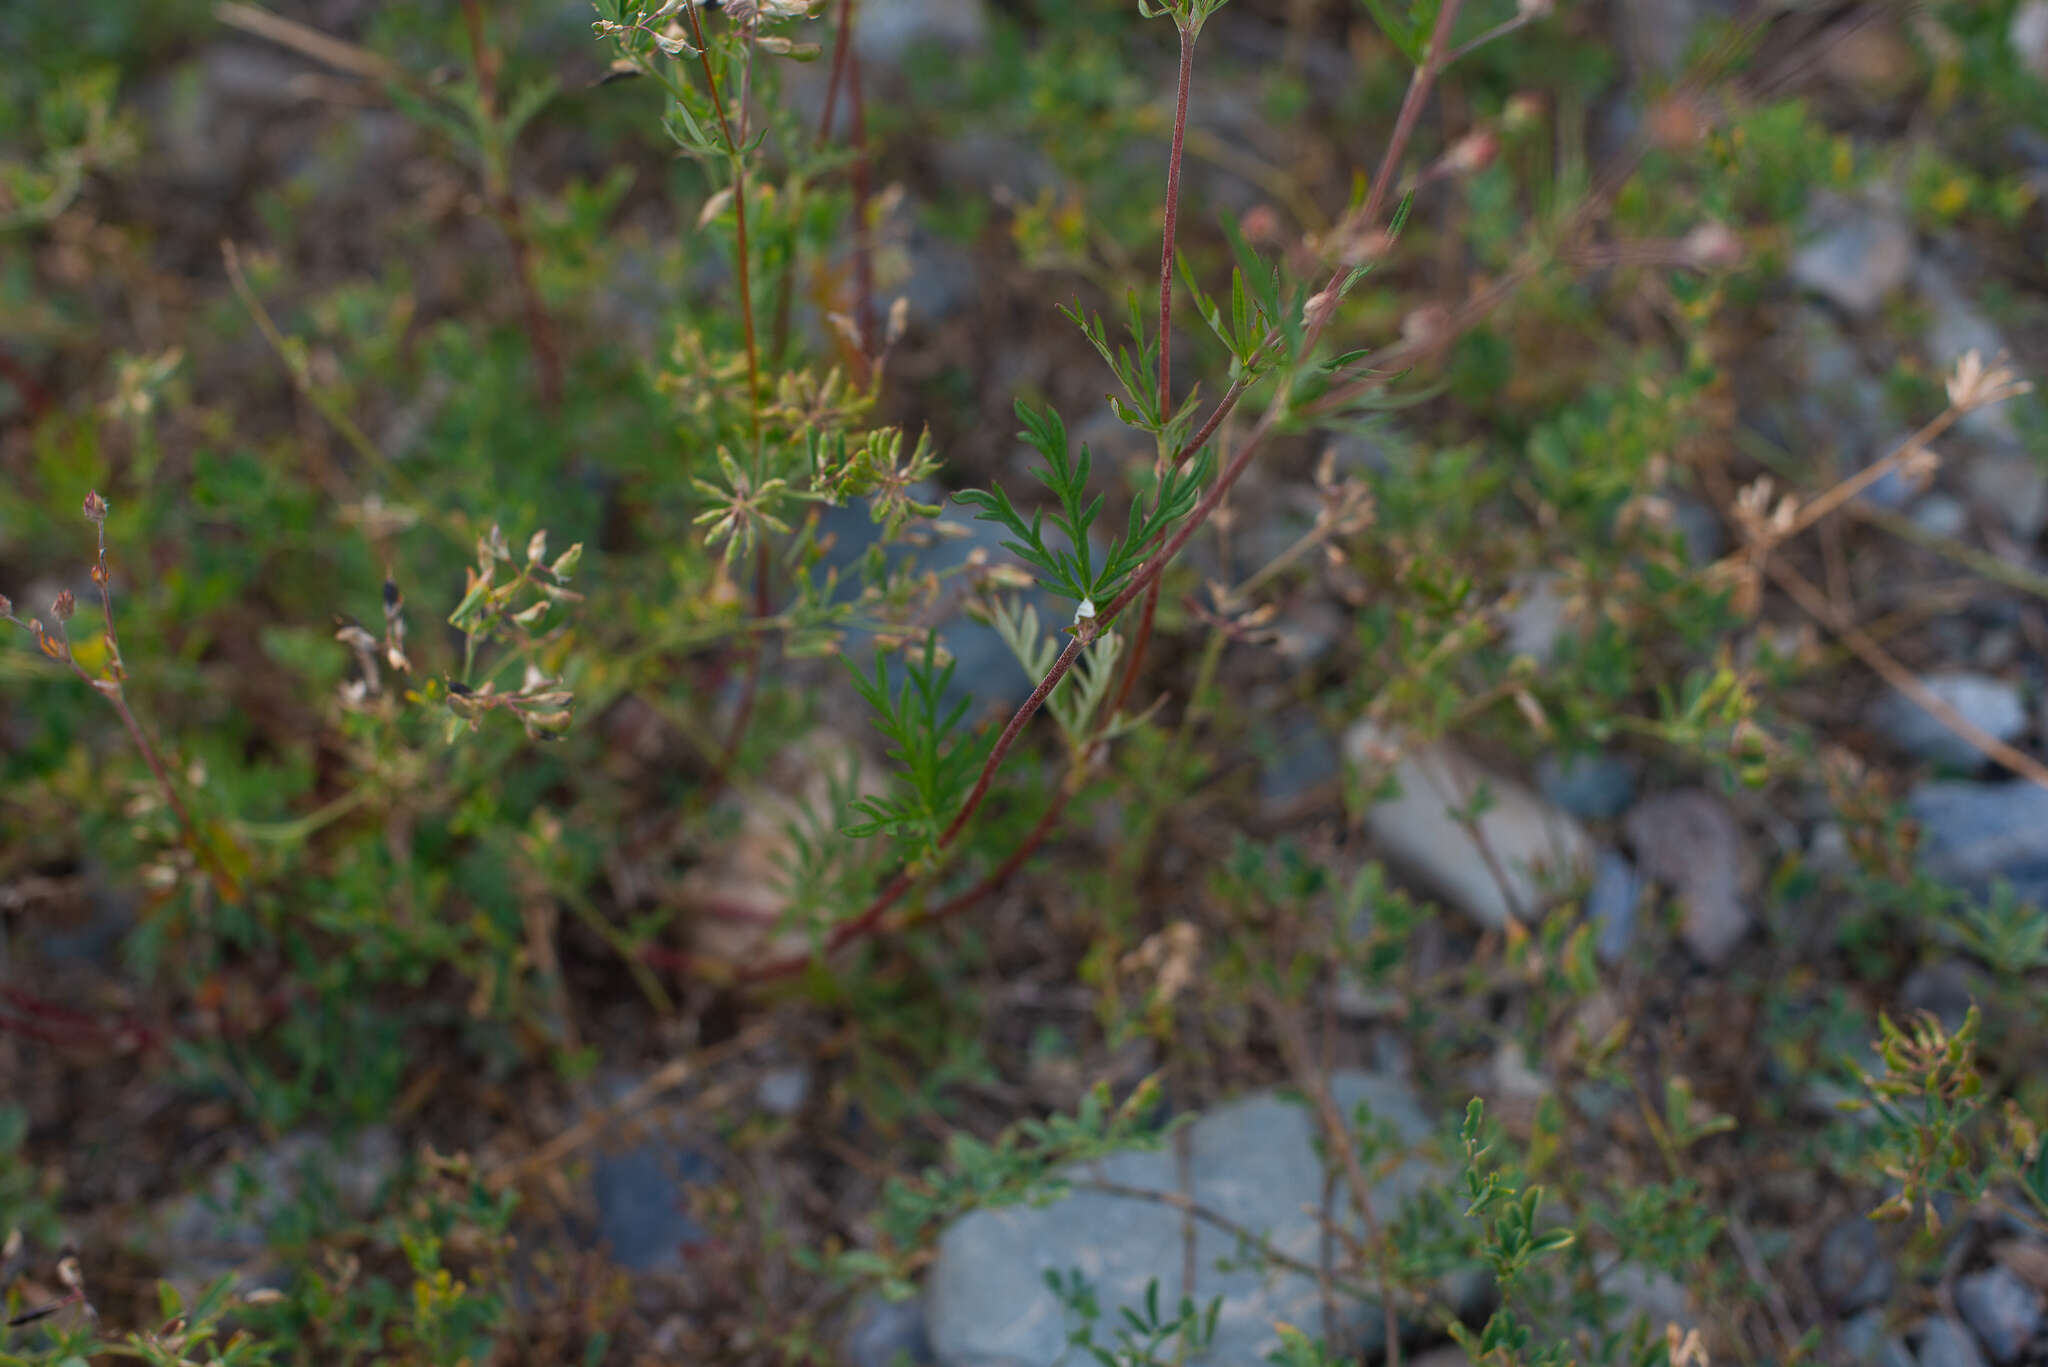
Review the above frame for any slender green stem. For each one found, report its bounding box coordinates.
[683,4,764,457]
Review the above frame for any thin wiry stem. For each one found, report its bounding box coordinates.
[458,0,564,410]
[1110,17,1202,716]
[1157,22,1194,419]
[684,3,763,451]
[1109,0,1465,714]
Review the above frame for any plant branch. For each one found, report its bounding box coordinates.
[684,2,764,450]
[459,0,564,410]
[1768,558,2048,791]
[1109,0,1464,713]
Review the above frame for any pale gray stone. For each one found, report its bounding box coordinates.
[1623,790,1753,965]
[1868,672,2026,769]
[1345,723,1595,931]
[1955,1266,2043,1363]
[925,1072,1438,1367]
[1792,209,1913,319]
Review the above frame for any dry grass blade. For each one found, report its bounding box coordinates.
[1768,559,2048,792]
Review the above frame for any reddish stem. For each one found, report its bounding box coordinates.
[0,347,51,424]
[1157,23,1194,419]
[1111,22,1199,715]
[459,0,565,410]
[1110,0,1464,714]
[684,4,764,443]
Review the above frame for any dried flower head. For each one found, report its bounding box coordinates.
[1946,348,2031,413]
[1731,476,1799,545]
[1440,129,1499,177]
[82,489,108,524]
[1680,221,1744,270]
[52,589,76,622]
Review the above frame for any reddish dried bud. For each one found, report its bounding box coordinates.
[1680,221,1744,270]
[83,489,109,523]
[91,562,110,588]
[0,592,11,618]
[1443,129,1499,176]
[52,589,76,622]
[1239,204,1285,246]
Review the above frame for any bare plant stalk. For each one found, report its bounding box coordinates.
[707,540,774,794]
[1110,17,1202,716]
[684,2,764,447]
[846,35,876,363]
[1111,0,1466,715]
[1157,23,1194,418]
[1271,1001,1406,1367]
[459,0,565,411]
[1770,558,2048,791]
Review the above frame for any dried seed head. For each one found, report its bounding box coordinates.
[1441,129,1499,176]
[1680,220,1744,270]
[1239,203,1284,246]
[83,489,109,524]
[0,592,11,618]
[1946,348,2032,413]
[52,589,76,622]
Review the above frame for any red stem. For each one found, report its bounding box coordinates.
[1110,22,1198,715]
[0,347,51,425]
[847,29,876,363]
[1110,0,1463,715]
[459,0,564,410]
[1157,23,1193,419]
[684,4,763,444]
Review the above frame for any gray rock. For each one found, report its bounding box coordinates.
[1910,780,2048,900]
[856,0,989,67]
[925,1072,1439,1367]
[1838,1309,1918,1367]
[584,1073,716,1273]
[1257,712,1342,817]
[147,1128,399,1299]
[817,500,1059,714]
[1868,672,2026,769]
[1502,572,1568,663]
[846,1292,935,1367]
[1816,1218,1891,1312]
[1901,959,1985,1032]
[1537,752,1637,821]
[1600,1260,1695,1333]
[590,1142,715,1272]
[1955,1266,2044,1363]
[1345,723,1595,931]
[1671,496,1725,566]
[1912,494,1971,540]
[1623,790,1753,965]
[1792,207,1914,319]
[2014,0,2048,84]
[1918,1315,1993,1367]
[757,1066,810,1117]
[1587,851,1643,966]
[1962,450,2048,543]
